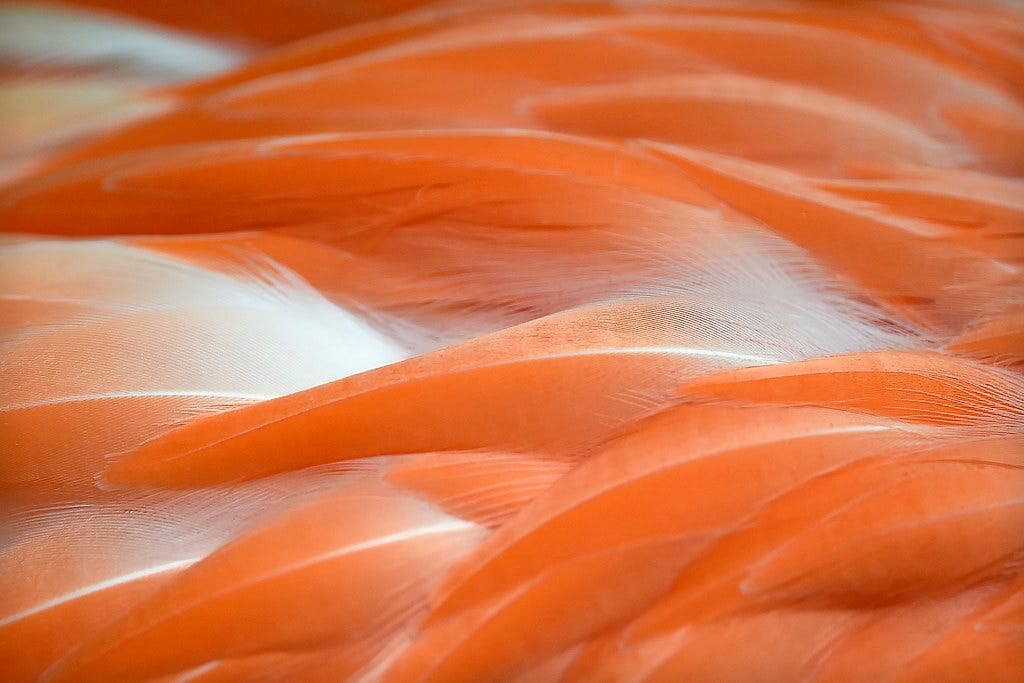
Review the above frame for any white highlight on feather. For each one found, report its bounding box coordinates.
[0,3,241,81]
[547,346,776,365]
[7,391,276,411]
[235,518,479,592]
[0,1,238,183]
[0,468,385,629]
[164,661,223,683]
[0,557,199,627]
[0,240,412,409]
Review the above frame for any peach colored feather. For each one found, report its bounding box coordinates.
[1,1,1021,681]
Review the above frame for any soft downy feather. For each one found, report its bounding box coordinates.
[0,465,389,682]
[0,239,414,499]
[101,225,921,488]
[38,479,486,683]
[0,1,242,182]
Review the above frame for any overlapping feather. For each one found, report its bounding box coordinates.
[1,1,1022,681]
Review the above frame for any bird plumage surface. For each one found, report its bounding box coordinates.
[1,1,1022,681]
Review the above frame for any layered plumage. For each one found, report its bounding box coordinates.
[1,1,1022,681]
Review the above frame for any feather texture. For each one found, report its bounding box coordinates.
[2,1,1022,681]
[0,239,411,499]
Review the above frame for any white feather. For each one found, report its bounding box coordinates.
[0,2,241,81]
[1,240,412,408]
